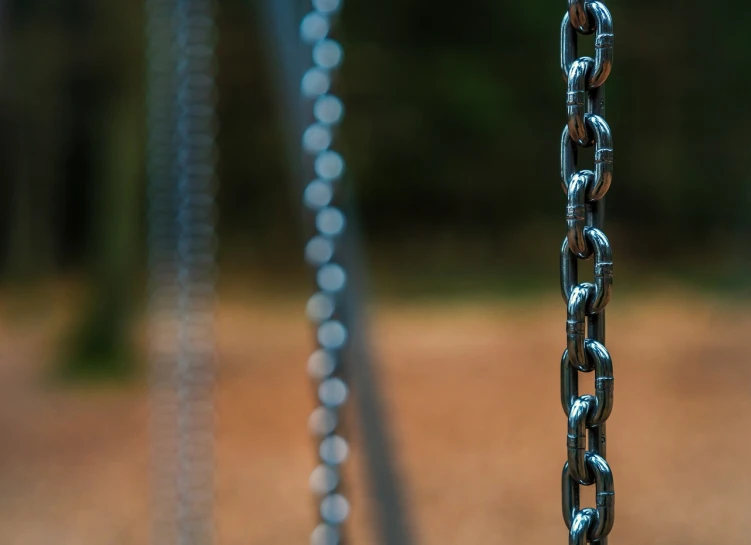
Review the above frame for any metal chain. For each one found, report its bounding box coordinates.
[147,0,218,543]
[559,2,615,544]
[300,2,352,545]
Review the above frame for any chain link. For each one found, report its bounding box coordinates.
[559,2,615,543]
[300,2,352,545]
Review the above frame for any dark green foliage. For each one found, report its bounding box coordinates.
[56,290,136,382]
[1,0,751,375]
[4,1,751,272]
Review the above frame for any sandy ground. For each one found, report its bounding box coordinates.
[0,292,749,544]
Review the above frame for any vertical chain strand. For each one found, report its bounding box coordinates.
[147,0,218,544]
[300,2,351,545]
[559,2,615,544]
[146,1,180,542]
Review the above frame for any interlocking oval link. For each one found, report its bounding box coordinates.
[566,284,595,371]
[561,2,613,88]
[585,228,613,313]
[587,116,613,199]
[570,509,598,545]
[568,0,593,34]
[559,1,616,543]
[560,229,613,314]
[586,2,614,88]
[566,171,593,258]
[567,396,595,484]
[561,343,614,421]
[562,456,615,540]
[561,117,613,201]
[566,59,594,146]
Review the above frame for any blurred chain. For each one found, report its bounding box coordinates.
[147,1,218,544]
[559,2,615,544]
[300,1,352,545]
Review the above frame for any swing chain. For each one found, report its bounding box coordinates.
[559,1,615,544]
[300,2,352,545]
[147,0,219,543]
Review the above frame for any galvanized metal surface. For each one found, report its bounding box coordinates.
[559,2,616,543]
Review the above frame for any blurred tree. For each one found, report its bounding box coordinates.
[58,0,143,380]
[3,5,70,281]
[2,0,751,311]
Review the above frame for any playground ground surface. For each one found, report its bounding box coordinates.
[0,288,748,544]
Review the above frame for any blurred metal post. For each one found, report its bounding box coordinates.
[258,2,416,544]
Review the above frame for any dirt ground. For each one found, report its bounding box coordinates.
[0,291,750,544]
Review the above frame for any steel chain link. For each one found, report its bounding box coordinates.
[300,2,352,545]
[559,2,615,543]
